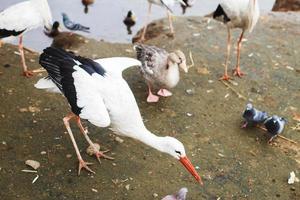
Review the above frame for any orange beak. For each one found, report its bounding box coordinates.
[179,156,203,185]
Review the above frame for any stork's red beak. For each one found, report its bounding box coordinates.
[179,156,203,185]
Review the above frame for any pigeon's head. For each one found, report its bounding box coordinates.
[168,50,188,73]
[62,13,68,20]
[243,103,255,119]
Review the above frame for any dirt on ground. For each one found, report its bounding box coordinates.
[0,13,300,200]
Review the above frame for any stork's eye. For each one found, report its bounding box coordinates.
[175,150,181,155]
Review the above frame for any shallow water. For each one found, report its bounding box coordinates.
[1,0,275,51]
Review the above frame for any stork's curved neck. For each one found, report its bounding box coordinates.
[137,129,166,153]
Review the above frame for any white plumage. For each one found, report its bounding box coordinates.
[213,0,260,80]
[35,47,202,184]
[0,0,52,77]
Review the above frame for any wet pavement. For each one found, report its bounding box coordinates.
[0,12,300,200]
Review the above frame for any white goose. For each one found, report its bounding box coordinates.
[212,0,259,80]
[140,0,186,41]
[35,47,203,184]
[0,0,52,77]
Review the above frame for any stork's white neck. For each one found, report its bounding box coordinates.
[136,129,167,154]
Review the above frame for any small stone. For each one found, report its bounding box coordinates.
[185,89,194,95]
[115,136,124,143]
[195,166,200,170]
[186,113,193,117]
[290,187,296,191]
[91,188,98,193]
[25,160,40,170]
[66,154,72,158]
[40,151,47,155]
[153,193,158,198]
[112,163,117,166]
[125,184,130,191]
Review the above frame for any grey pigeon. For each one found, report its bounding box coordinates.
[162,188,188,200]
[242,103,268,128]
[62,13,90,33]
[264,115,287,143]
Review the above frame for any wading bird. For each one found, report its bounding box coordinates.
[212,0,260,80]
[0,0,52,77]
[140,0,186,41]
[35,47,203,185]
[44,21,60,38]
[134,44,188,103]
[82,0,94,14]
[123,10,136,35]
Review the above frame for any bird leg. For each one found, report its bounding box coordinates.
[0,40,3,48]
[166,10,175,37]
[220,27,232,81]
[233,30,245,77]
[63,113,95,175]
[241,121,248,128]
[147,84,159,103]
[157,89,173,97]
[140,3,152,41]
[75,116,114,164]
[18,36,33,77]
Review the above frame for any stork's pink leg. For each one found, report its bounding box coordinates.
[157,89,173,97]
[75,117,114,164]
[167,10,174,37]
[63,113,95,175]
[140,3,152,42]
[147,84,159,103]
[0,40,3,48]
[18,36,33,77]
[220,27,232,81]
[233,30,245,77]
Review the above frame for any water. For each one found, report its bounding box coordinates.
[0,0,275,51]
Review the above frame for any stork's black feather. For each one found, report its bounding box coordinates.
[213,4,231,23]
[39,47,106,116]
[0,28,26,39]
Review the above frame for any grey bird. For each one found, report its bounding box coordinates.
[264,115,287,143]
[242,103,268,128]
[62,13,90,33]
[134,44,188,103]
[162,187,188,200]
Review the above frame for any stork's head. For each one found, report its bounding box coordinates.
[168,50,188,73]
[160,136,203,185]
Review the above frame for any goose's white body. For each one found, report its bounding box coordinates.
[0,0,52,41]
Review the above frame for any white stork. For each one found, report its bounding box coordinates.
[140,0,187,41]
[0,0,52,77]
[34,47,203,185]
[212,0,260,80]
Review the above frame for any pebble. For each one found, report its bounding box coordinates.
[153,193,158,198]
[186,113,193,117]
[125,184,130,191]
[40,151,47,155]
[91,188,98,193]
[185,89,194,95]
[66,154,72,158]
[115,136,124,143]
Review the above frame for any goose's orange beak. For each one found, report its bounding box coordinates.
[179,156,203,185]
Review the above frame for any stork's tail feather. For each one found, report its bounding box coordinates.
[35,77,61,94]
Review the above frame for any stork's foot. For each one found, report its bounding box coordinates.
[94,150,114,164]
[233,68,245,78]
[157,89,173,97]
[219,74,232,81]
[147,93,159,103]
[78,159,95,175]
[23,70,34,78]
